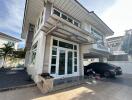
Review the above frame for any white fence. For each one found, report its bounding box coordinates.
[0,58,25,68]
[108,61,132,74]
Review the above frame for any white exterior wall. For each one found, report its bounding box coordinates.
[26,31,46,82]
[81,22,91,33]
[108,61,132,74]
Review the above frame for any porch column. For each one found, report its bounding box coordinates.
[79,44,84,76]
[43,35,52,73]
[25,23,35,69]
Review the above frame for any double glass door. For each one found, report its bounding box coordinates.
[58,49,73,76]
[51,48,74,78]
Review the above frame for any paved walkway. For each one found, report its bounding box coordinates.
[0,74,132,100]
[0,68,34,90]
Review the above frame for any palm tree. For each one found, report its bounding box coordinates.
[0,42,14,68]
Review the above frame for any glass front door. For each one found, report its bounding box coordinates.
[50,37,78,78]
[58,50,65,75]
[67,51,73,74]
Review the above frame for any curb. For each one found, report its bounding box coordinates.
[0,83,36,92]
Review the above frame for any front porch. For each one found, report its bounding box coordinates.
[0,67,35,92]
[37,75,93,94]
[53,76,91,91]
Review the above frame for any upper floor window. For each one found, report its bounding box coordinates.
[41,10,44,24]
[53,39,78,50]
[53,9,60,17]
[91,28,103,40]
[74,21,79,27]
[68,18,73,23]
[31,42,38,65]
[91,28,104,45]
[53,9,80,27]
[61,14,67,20]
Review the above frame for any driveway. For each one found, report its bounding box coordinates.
[0,74,132,100]
[0,68,34,90]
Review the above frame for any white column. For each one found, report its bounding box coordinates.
[79,44,84,76]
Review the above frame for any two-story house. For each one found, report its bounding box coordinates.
[21,0,114,82]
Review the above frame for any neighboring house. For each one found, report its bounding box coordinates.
[107,36,125,55]
[107,30,132,74]
[21,0,113,82]
[107,35,131,61]
[0,32,21,50]
[0,32,21,68]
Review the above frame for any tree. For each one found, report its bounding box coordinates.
[0,42,14,67]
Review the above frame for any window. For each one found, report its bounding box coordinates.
[74,21,79,27]
[53,8,80,27]
[53,9,60,17]
[59,41,73,49]
[74,51,77,72]
[74,52,77,57]
[91,28,104,45]
[74,58,77,65]
[51,66,56,74]
[74,45,77,50]
[41,10,44,24]
[74,66,77,72]
[53,39,58,46]
[51,56,56,64]
[51,47,57,74]
[61,14,67,20]
[31,42,38,64]
[37,18,40,29]
[52,47,57,55]
[68,18,73,23]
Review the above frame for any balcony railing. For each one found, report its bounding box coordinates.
[92,43,111,52]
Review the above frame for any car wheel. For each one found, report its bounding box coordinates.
[104,71,110,78]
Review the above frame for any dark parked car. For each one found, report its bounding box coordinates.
[84,62,122,78]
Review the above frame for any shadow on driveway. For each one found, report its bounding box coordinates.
[0,68,34,90]
[101,74,132,87]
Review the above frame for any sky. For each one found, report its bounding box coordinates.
[0,0,132,48]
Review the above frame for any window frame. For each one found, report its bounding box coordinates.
[52,8,80,27]
[31,42,38,65]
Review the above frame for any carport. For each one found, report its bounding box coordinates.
[83,49,110,66]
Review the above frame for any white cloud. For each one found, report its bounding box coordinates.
[0,0,25,37]
[101,0,132,37]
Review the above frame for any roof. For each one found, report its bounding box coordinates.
[0,32,21,42]
[107,36,124,41]
[22,0,114,38]
[75,0,114,34]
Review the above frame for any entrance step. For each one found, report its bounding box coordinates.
[52,76,92,92]
[0,83,36,92]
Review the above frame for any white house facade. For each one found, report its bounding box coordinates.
[21,0,114,82]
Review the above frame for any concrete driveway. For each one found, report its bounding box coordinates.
[0,68,34,91]
[0,74,132,100]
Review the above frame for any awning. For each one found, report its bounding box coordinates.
[41,14,94,44]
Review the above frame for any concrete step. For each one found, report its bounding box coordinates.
[0,83,36,92]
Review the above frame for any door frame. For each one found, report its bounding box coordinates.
[49,36,79,79]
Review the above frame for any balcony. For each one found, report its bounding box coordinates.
[92,43,111,53]
[82,43,111,59]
